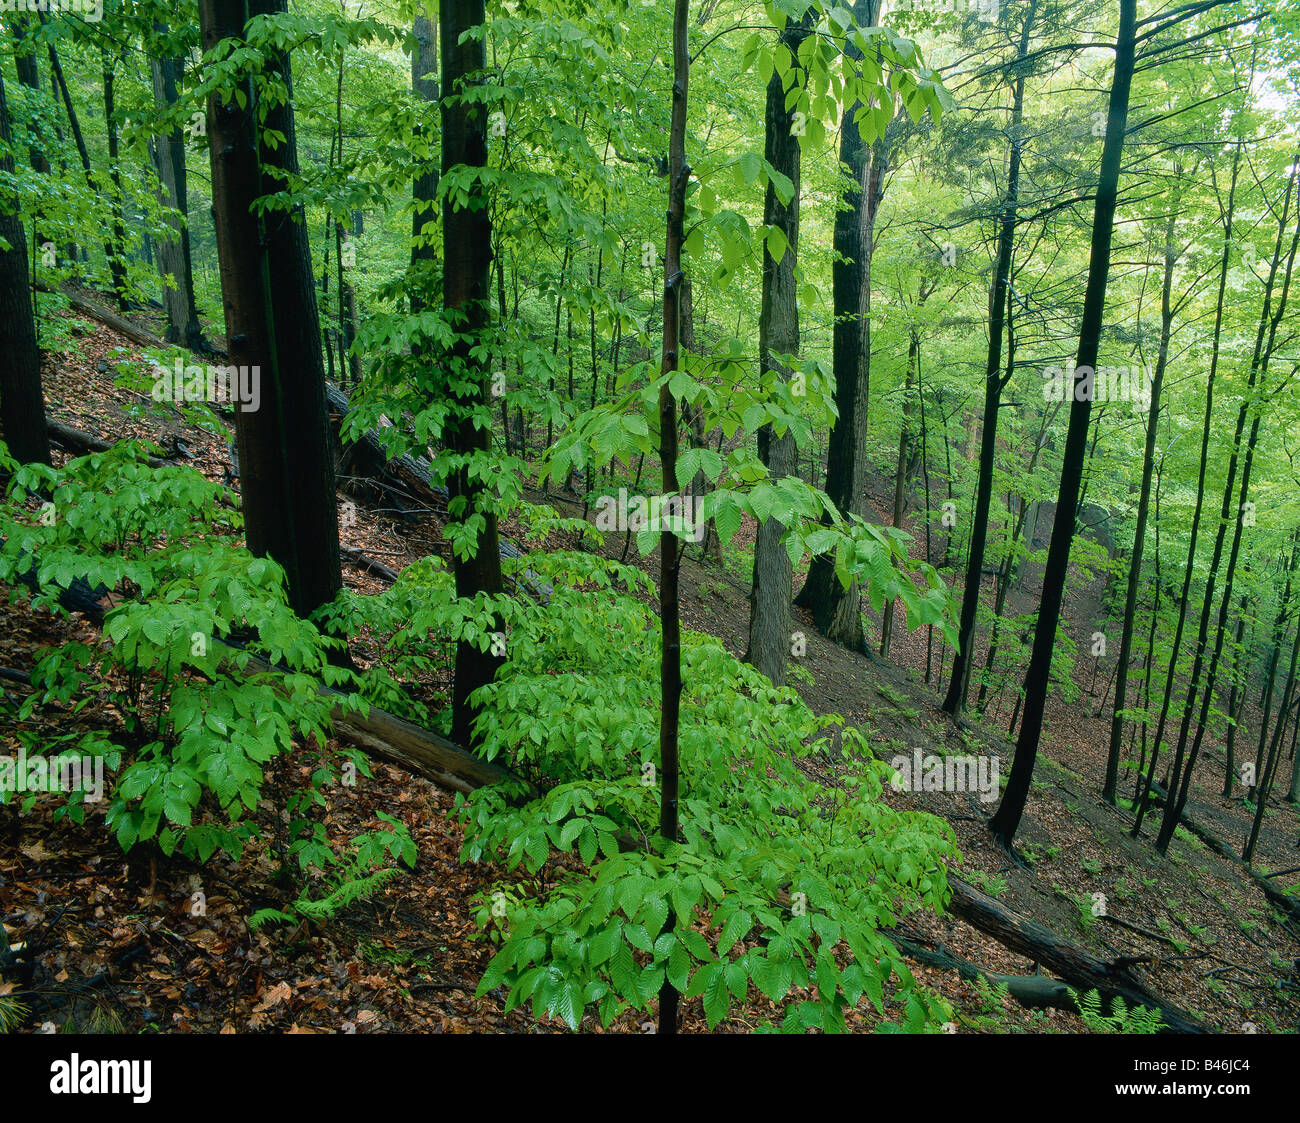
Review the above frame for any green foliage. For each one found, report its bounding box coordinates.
[453,551,959,1031]
[0,443,411,878]
[0,995,31,1034]
[1068,988,1163,1035]
[963,869,1008,898]
[249,814,413,931]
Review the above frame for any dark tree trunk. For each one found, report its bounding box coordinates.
[411,12,438,310]
[101,49,129,309]
[0,74,50,467]
[1245,619,1300,863]
[442,0,506,747]
[745,8,812,687]
[333,49,362,388]
[880,334,917,656]
[150,39,208,351]
[200,0,343,621]
[1221,599,1249,799]
[9,18,49,176]
[794,0,881,651]
[1154,153,1300,853]
[657,0,690,1037]
[1132,139,1242,837]
[990,0,1136,846]
[1103,206,1177,803]
[1247,546,1297,805]
[942,0,1037,715]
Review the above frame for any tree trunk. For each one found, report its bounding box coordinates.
[411,11,438,309]
[1221,600,1248,799]
[794,0,881,651]
[657,0,691,1036]
[0,74,50,467]
[9,18,50,177]
[942,0,1037,715]
[1244,618,1300,863]
[441,0,506,747]
[943,875,1204,1033]
[880,331,917,656]
[1132,138,1243,836]
[1103,206,1177,803]
[101,49,129,309]
[200,0,343,622]
[745,9,812,687]
[1154,152,1300,853]
[990,0,1136,846]
[150,38,208,352]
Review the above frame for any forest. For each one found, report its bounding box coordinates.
[0,0,1298,1053]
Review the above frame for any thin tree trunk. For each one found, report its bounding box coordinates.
[881,325,917,655]
[943,0,1037,715]
[990,0,1136,846]
[101,49,129,308]
[1244,618,1300,862]
[657,0,690,1037]
[9,18,49,175]
[411,10,439,314]
[150,37,208,351]
[1155,152,1300,853]
[1247,545,1298,804]
[1221,599,1248,799]
[1103,206,1177,803]
[1132,137,1245,837]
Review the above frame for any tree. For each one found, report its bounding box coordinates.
[942,0,1039,715]
[0,72,50,468]
[100,46,129,309]
[149,24,208,351]
[794,0,880,651]
[745,5,813,687]
[656,0,691,1035]
[1102,202,1179,803]
[441,0,506,747]
[1155,150,1300,854]
[410,6,438,311]
[990,0,1137,847]
[199,0,343,621]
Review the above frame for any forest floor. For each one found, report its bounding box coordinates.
[2,296,1298,1034]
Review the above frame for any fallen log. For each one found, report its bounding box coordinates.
[39,283,169,351]
[1176,813,1300,925]
[325,383,551,602]
[887,930,1074,1012]
[40,283,222,358]
[324,383,447,515]
[340,546,401,584]
[331,702,516,798]
[943,874,1206,1033]
[46,419,170,468]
